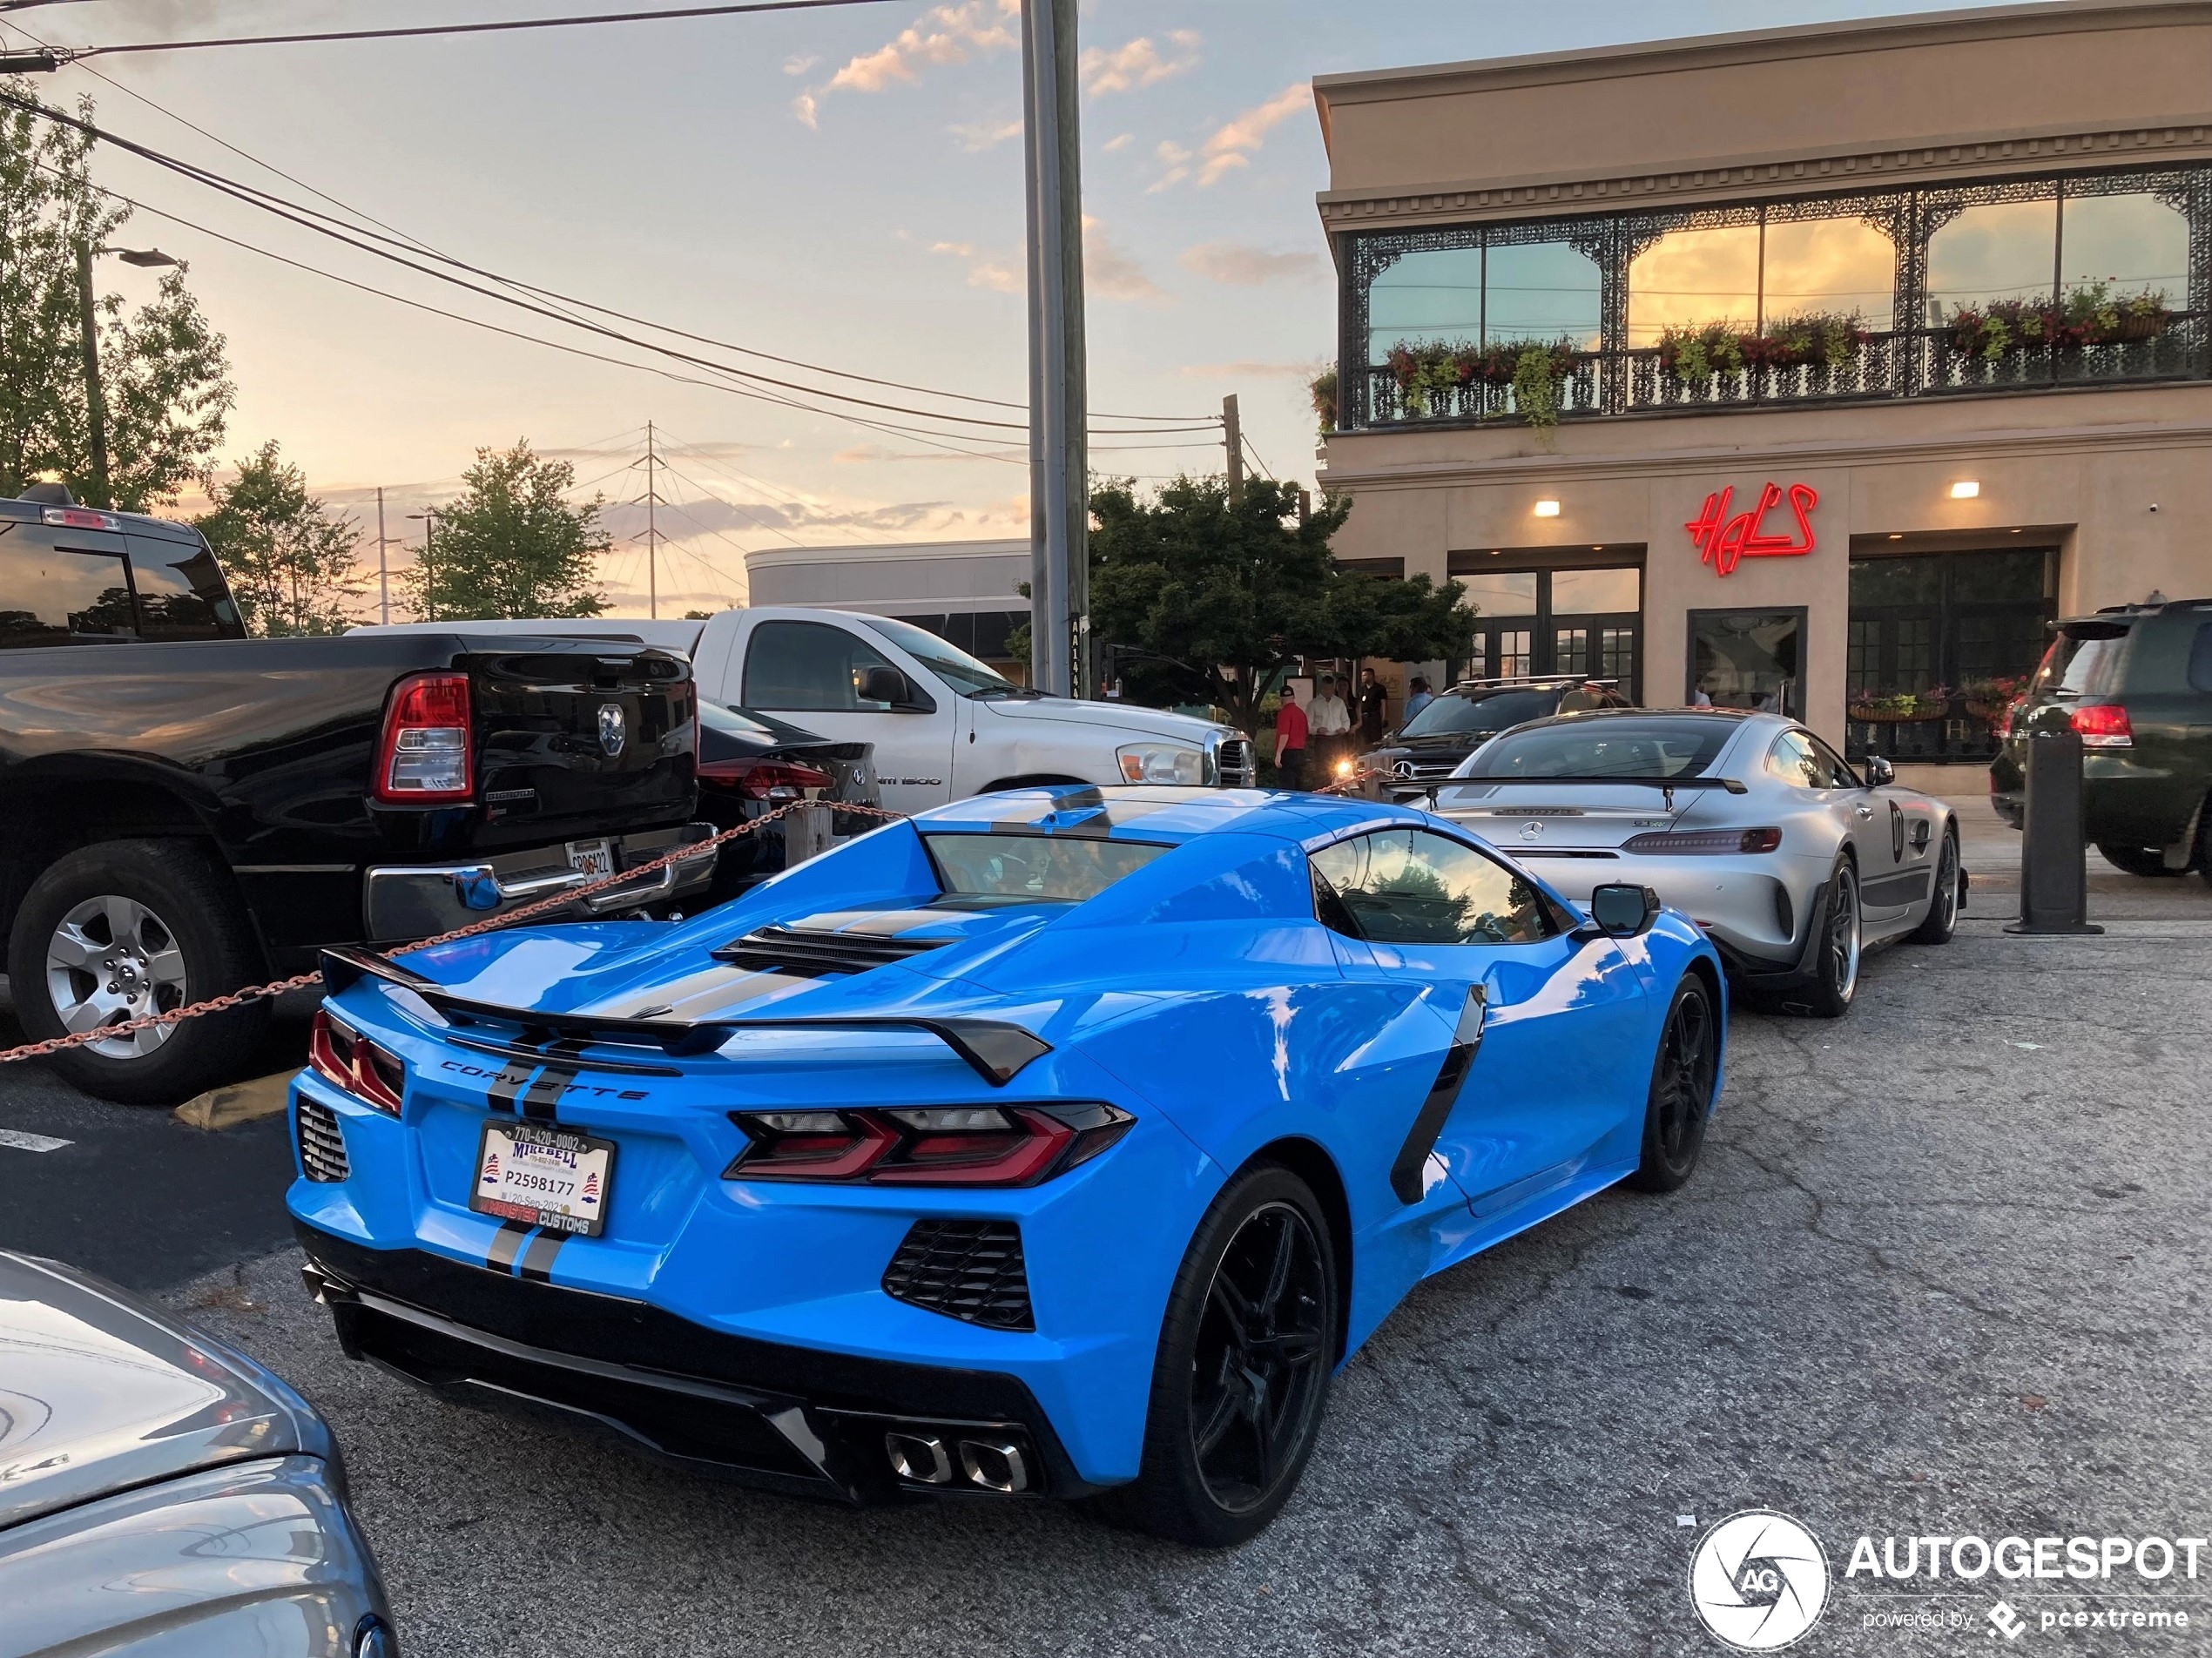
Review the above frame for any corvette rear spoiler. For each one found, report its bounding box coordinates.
[319,947,1052,1086]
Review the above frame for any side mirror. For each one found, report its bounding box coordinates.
[1588,882,1661,939]
[1863,755,1895,787]
[856,664,914,707]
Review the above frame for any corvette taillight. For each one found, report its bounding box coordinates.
[308,1009,405,1115]
[725,1102,1132,1187]
[374,671,473,802]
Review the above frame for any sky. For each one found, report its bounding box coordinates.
[3,0,1964,617]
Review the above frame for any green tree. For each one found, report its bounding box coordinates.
[1082,474,1477,739]
[406,441,608,620]
[196,441,363,636]
[0,82,233,507]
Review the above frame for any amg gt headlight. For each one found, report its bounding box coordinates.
[1116,741,1205,785]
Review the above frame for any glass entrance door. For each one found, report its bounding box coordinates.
[1846,548,2054,760]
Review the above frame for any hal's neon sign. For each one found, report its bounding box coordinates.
[1685,482,1818,576]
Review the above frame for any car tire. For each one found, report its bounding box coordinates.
[1797,856,1861,1019]
[1908,829,1964,944]
[2196,800,2212,890]
[1089,1163,1339,1548]
[5,839,270,1106]
[1628,974,1719,1193]
[2096,842,2180,879]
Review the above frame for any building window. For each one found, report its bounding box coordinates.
[1688,609,1805,719]
[1445,556,1642,697]
[1845,548,2054,761]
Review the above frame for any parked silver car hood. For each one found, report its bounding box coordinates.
[0,1252,323,1532]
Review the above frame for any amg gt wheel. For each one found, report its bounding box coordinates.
[1091,1164,1338,1547]
[1908,830,1963,944]
[1629,975,1718,1193]
[1798,857,1860,1019]
[2095,842,2179,879]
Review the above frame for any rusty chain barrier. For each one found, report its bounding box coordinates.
[0,799,912,1068]
[0,772,1413,1071]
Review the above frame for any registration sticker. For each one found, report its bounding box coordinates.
[567,839,615,879]
[469,1120,616,1238]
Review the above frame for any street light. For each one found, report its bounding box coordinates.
[75,245,180,509]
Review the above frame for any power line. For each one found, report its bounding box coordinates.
[1,21,1213,428]
[0,92,1203,455]
[52,1,901,62]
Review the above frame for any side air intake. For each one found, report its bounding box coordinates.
[882,1220,1034,1331]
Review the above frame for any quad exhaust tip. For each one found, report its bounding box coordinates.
[883,1431,1029,1493]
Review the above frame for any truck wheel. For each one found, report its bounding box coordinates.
[6,840,270,1105]
[2095,842,2179,879]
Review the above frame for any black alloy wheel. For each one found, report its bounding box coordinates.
[1629,976,1718,1192]
[1090,1164,1339,1547]
[1187,1202,1331,1513]
[1909,831,1964,944]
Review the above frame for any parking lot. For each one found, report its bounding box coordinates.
[3,797,2197,1655]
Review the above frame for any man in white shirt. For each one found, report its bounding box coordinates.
[1308,674,1352,778]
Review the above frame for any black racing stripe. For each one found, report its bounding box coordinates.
[485,1220,531,1274]
[486,1062,535,1115]
[516,1230,570,1284]
[1390,985,1489,1205]
[519,1041,588,1122]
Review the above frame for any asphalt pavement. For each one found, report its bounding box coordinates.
[146,915,2212,1657]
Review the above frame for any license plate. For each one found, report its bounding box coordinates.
[567,839,614,879]
[469,1120,616,1237]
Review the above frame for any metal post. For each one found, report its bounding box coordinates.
[1022,0,1087,697]
[375,487,390,625]
[76,244,111,509]
[1223,394,1243,502]
[2006,729,2103,935]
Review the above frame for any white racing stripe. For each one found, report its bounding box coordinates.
[0,1128,71,1153]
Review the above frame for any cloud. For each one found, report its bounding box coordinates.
[1082,217,1166,306]
[782,53,819,76]
[1180,240,1320,286]
[1103,131,1134,153]
[1176,361,1323,380]
[1193,83,1311,187]
[834,442,1016,465]
[949,116,1023,152]
[1079,30,1201,97]
[930,239,1023,294]
[798,0,1020,122]
[1145,139,1192,193]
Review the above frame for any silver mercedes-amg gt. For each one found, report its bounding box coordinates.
[1430,708,1964,1014]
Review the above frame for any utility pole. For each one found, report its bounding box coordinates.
[408,509,442,621]
[634,421,669,620]
[374,487,394,625]
[75,245,110,509]
[1223,394,1243,503]
[1022,0,1089,697]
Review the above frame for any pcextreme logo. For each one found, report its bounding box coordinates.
[1689,1510,1831,1651]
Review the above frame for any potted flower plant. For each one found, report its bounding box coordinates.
[1847,686,1952,723]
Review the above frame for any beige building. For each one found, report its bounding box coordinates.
[1315,0,2212,760]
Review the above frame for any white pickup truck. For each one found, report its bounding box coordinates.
[357,607,1255,812]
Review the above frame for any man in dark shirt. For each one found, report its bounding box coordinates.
[1357,667,1389,745]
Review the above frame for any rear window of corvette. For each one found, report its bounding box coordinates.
[924,833,1169,903]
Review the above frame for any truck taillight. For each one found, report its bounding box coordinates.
[2069,703,2133,749]
[374,672,473,802]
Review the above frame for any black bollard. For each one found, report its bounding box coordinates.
[2005,728,2102,936]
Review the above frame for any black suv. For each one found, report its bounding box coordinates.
[1358,677,1635,800]
[1991,598,2212,881]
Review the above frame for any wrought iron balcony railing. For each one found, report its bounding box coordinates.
[1352,315,2209,433]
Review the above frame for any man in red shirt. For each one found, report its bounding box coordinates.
[1274,682,1309,791]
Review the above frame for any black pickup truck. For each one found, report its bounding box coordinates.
[0,487,715,1103]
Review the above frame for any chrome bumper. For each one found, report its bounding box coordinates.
[363,822,718,942]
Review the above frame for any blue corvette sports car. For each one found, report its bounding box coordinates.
[288,785,1724,1545]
